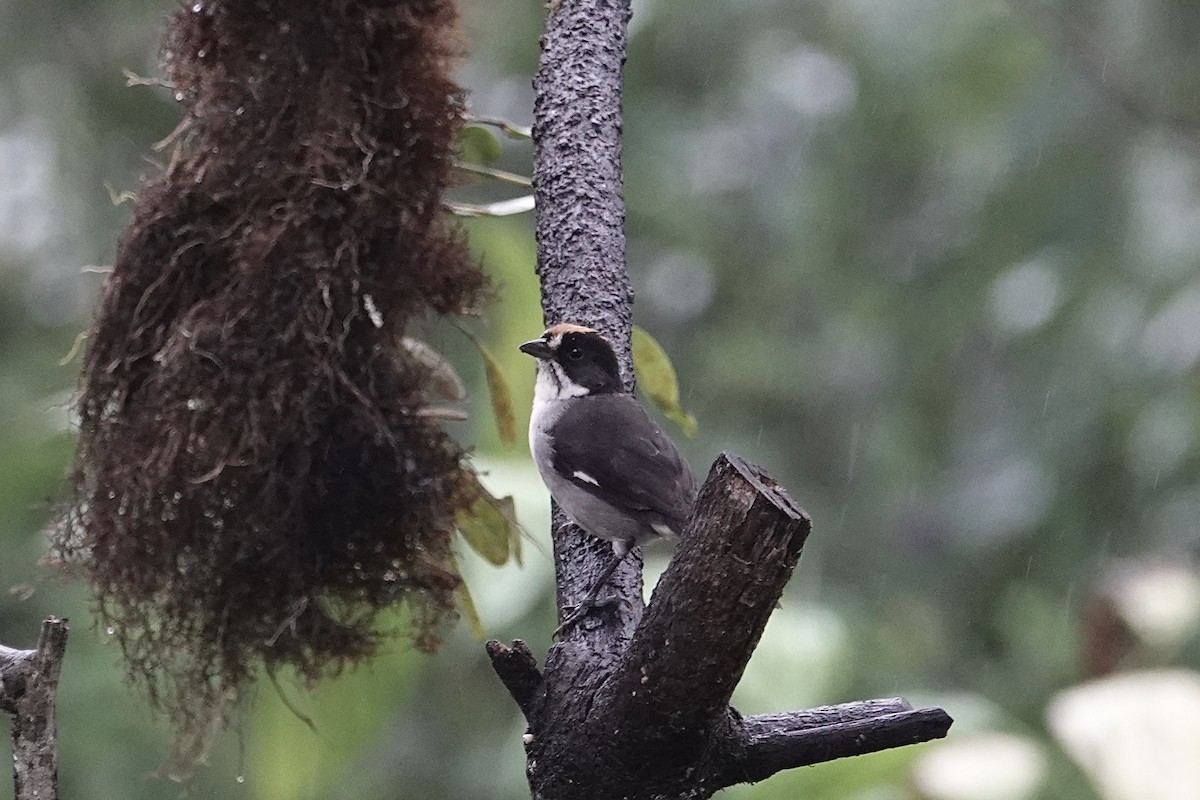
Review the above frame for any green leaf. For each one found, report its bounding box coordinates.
[458,125,503,165]
[456,481,519,566]
[448,551,486,641]
[457,329,518,446]
[632,325,699,438]
[497,493,523,567]
[482,345,518,446]
[456,580,485,641]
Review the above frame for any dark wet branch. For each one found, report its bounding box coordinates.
[487,0,953,796]
[740,697,915,732]
[530,0,643,649]
[487,452,951,799]
[484,639,542,720]
[730,705,954,785]
[602,454,811,746]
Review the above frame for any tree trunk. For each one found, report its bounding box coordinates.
[487,2,952,798]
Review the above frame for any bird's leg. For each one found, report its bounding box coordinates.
[554,542,631,637]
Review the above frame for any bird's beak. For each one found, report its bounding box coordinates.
[519,337,554,359]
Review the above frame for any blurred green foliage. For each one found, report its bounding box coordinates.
[3,0,1200,798]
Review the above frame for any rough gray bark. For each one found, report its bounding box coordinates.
[531,0,642,648]
[1,617,69,800]
[489,1,953,798]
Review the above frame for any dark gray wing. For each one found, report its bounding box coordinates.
[549,394,697,530]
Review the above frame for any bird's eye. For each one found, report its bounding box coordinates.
[566,346,584,361]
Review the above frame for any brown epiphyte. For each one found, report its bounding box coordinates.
[53,0,486,774]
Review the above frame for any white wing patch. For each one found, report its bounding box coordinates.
[572,470,601,487]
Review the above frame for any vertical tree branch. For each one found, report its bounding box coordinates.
[531,0,641,641]
[489,3,954,798]
[2,617,69,800]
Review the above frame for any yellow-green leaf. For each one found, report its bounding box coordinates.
[496,493,523,567]
[482,346,518,446]
[457,330,518,446]
[632,325,698,438]
[458,125,503,165]
[448,551,486,641]
[456,483,519,566]
[456,580,485,641]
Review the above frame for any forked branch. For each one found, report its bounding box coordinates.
[489,455,951,798]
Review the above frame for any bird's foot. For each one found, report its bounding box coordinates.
[553,594,620,638]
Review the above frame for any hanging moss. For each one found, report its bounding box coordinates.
[52,0,485,773]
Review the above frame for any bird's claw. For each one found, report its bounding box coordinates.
[553,594,619,638]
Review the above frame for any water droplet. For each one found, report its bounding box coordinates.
[363,294,384,328]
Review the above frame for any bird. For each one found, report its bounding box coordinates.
[519,323,698,632]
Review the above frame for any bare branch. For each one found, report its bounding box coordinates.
[740,697,914,731]
[485,639,543,720]
[601,454,811,752]
[730,706,954,785]
[465,114,532,139]
[453,160,532,187]
[3,617,70,800]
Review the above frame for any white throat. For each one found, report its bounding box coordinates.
[529,361,589,452]
[533,360,590,403]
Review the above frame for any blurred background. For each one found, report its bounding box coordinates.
[3,0,1200,798]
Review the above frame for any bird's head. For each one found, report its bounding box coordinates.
[519,323,622,397]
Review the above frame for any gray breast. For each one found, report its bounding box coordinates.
[529,398,651,546]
